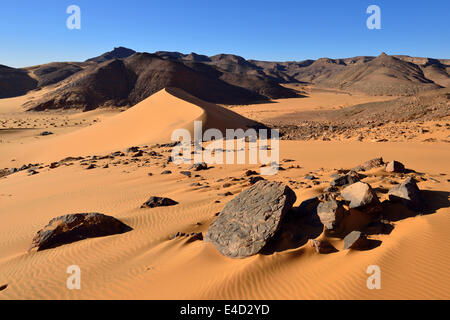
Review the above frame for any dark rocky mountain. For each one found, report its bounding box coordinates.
[0,65,37,98]
[1,47,448,111]
[86,46,136,63]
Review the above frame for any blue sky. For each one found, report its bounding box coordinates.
[1,0,449,67]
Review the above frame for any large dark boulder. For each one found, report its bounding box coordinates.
[205,180,297,258]
[29,213,132,251]
[388,177,425,211]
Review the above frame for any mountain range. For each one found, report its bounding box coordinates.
[0,46,448,111]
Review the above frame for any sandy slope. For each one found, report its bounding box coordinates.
[0,88,257,166]
[0,89,449,300]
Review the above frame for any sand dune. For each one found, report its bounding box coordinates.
[1,88,258,165]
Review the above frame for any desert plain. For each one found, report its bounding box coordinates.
[0,49,449,300]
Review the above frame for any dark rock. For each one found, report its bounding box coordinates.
[304,175,317,180]
[40,131,53,136]
[132,150,144,157]
[187,232,203,243]
[222,183,232,188]
[310,239,338,254]
[28,169,39,176]
[343,231,370,250]
[189,162,208,171]
[126,146,140,153]
[385,160,405,173]
[341,182,381,214]
[29,213,132,251]
[330,171,360,187]
[49,162,60,169]
[161,170,172,175]
[180,171,192,177]
[141,196,178,208]
[244,170,258,176]
[249,176,265,185]
[0,284,7,291]
[205,180,297,258]
[353,157,384,172]
[317,198,346,230]
[388,177,425,211]
[86,164,96,170]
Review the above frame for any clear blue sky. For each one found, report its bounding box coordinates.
[1,0,449,67]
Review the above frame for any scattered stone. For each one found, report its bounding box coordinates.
[343,231,370,250]
[180,171,192,177]
[103,164,109,169]
[353,157,384,172]
[330,171,360,187]
[249,176,265,185]
[126,146,140,153]
[388,177,425,211]
[161,170,172,175]
[29,213,132,251]
[317,198,346,230]
[189,162,208,171]
[304,175,317,180]
[28,169,39,176]
[310,239,338,254]
[49,162,60,169]
[385,160,405,173]
[205,180,296,258]
[222,183,232,188]
[141,196,178,208]
[340,182,381,214]
[244,170,258,176]
[86,164,96,170]
[132,150,144,158]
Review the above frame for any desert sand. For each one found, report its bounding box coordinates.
[0,85,449,300]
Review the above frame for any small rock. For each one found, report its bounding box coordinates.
[161,170,172,175]
[343,231,370,250]
[244,170,258,176]
[385,160,405,173]
[49,162,60,169]
[141,196,178,208]
[126,146,140,153]
[330,171,360,187]
[340,182,381,213]
[249,176,265,185]
[353,157,384,172]
[40,131,53,136]
[189,162,208,171]
[29,213,132,251]
[388,177,425,211]
[0,284,7,291]
[317,198,346,230]
[310,239,338,254]
[180,171,192,177]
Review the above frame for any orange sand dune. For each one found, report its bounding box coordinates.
[0,88,257,165]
